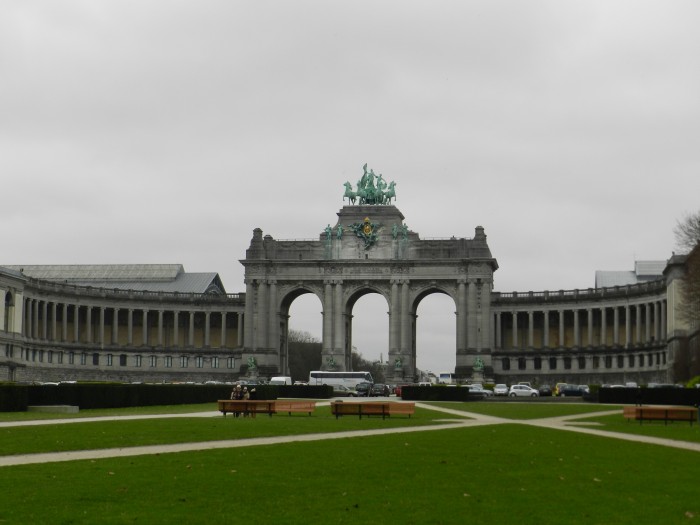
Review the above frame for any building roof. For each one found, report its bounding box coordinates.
[2,264,227,295]
[595,260,666,289]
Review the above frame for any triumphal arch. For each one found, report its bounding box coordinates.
[240,165,498,382]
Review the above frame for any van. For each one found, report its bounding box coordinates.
[269,376,293,386]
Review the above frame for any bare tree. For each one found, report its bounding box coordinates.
[288,330,320,344]
[674,210,700,253]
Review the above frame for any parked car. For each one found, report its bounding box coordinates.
[355,382,373,397]
[332,385,357,397]
[467,384,493,397]
[370,383,391,396]
[553,382,568,396]
[509,384,539,397]
[494,384,509,396]
[558,384,584,397]
[538,384,552,396]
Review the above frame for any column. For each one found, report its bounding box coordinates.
[220,312,227,348]
[269,280,279,354]
[127,309,133,345]
[32,299,38,339]
[587,308,593,347]
[401,281,411,355]
[204,311,211,347]
[158,310,164,347]
[456,280,466,352]
[543,310,549,348]
[322,281,333,355]
[660,301,667,341]
[112,307,120,345]
[86,305,93,343]
[600,307,607,347]
[645,303,651,343]
[73,305,80,343]
[244,279,255,349]
[624,305,631,348]
[390,280,400,353]
[173,311,180,347]
[188,311,195,347]
[654,301,661,342]
[142,309,149,346]
[257,280,268,350]
[527,311,534,349]
[0,288,5,332]
[237,312,244,346]
[573,309,580,348]
[62,303,68,342]
[466,279,477,349]
[613,306,620,346]
[42,301,48,339]
[333,281,344,355]
[99,306,105,345]
[558,310,564,348]
[51,302,57,341]
[635,304,642,345]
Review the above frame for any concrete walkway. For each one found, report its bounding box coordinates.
[1,403,698,468]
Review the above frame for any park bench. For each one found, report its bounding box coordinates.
[623,405,697,426]
[273,400,316,416]
[218,400,317,417]
[330,401,415,420]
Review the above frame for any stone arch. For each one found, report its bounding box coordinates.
[342,284,392,371]
[411,284,458,376]
[277,285,323,375]
[240,204,497,382]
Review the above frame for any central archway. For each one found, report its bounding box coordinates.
[240,203,497,382]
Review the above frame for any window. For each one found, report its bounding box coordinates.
[518,357,526,370]
[227,357,235,369]
[533,357,542,370]
[564,357,572,370]
[195,356,204,368]
[107,354,113,366]
[180,356,189,368]
[120,354,127,366]
[628,355,635,367]
[501,358,510,371]
[92,353,99,366]
[578,357,586,369]
[80,353,87,365]
[149,355,157,367]
[211,357,219,369]
[605,356,612,369]
[39,350,44,363]
[48,351,53,363]
[617,356,624,368]
[68,352,75,365]
[592,356,599,369]
[165,356,172,368]
[134,355,142,367]
[549,357,557,370]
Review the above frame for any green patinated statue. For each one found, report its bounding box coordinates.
[343,163,397,205]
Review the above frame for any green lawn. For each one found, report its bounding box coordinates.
[1,402,699,524]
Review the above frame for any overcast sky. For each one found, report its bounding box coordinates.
[2,1,699,374]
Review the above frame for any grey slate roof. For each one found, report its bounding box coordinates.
[595,260,666,289]
[1,264,227,295]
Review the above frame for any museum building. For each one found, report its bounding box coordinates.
[1,176,698,385]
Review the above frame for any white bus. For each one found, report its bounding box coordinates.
[438,372,456,385]
[308,371,373,388]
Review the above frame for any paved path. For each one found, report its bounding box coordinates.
[1,403,698,467]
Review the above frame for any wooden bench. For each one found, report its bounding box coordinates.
[218,400,317,417]
[218,400,276,417]
[623,405,697,426]
[273,400,316,416]
[330,401,415,420]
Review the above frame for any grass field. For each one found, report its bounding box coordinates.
[1,401,698,524]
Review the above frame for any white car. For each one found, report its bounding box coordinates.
[493,384,509,396]
[508,384,539,397]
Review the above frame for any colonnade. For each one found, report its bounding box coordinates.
[493,299,667,351]
[18,296,244,350]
